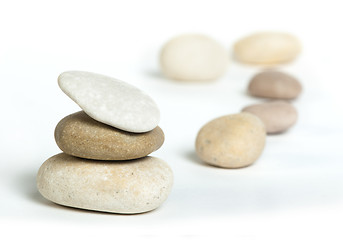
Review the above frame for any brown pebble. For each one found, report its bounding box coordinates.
[248,70,302,99]
[242,101,298,134]
[195,113,266,168]
[55,111,164,160]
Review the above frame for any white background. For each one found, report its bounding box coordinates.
[1,0,343,239]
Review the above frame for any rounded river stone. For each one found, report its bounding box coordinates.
[248,70,302,99]
[55,111,164,160]
[37,153,173,214]
[242,101,298,134]
[234,32,301,65]
[58,71,160,133]
[195,113,266,168]
[160,34,228,82]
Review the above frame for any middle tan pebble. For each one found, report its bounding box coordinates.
[196,113,266,168]
[55,111,164,160]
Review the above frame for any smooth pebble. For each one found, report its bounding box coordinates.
[160,34,228,81]
[248,70,302,99]
[242,101,298,134]
[37,153,173,214]
[55,111,164,160]
[58,71,160,133]
[195,113,266,168]
[234,32,301,65]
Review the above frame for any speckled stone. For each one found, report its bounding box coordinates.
[195,113,266,168]
[37,153,173,214]
[55,111,164,160]
[242,101,298,134]
[160,34,228,81]
[58,71,160,133]
[234,32,301,65]
[248,70,302,99]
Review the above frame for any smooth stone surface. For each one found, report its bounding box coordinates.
[234,32,301,65]
[242,101,298,134]
[195,113,266,168]
[37,153,173,214]
[55,111,164,160]
[160,34,228,81]
[58,71,160,133]
[248,70,302,99]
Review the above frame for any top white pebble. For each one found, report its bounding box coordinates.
[58,71,160,133]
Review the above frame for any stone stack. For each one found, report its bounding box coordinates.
[37,71,173,214]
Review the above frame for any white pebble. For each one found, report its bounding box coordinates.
[58,71,160,133]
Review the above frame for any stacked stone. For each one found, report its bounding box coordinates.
[37,71,173,214]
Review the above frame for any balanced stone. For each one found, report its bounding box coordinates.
[58,71,160,133]
[196,113,266,168]
[242,101,298,134]
[248,70,302,99]
[37,153,173,214]
[160,34,228,81]
[234,32,301,65]
[55,111,164,160]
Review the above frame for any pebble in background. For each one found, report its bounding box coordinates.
[195,113,266,168]
[248,70,302,99]
[234,32,301,65]
[242,101,298,134]
[160,34,228,82]
[37,71,173,214]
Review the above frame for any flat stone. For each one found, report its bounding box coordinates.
[195,113,266,168]
[160,34,228,81]
[248,70,302,99]
[55,111,164,160]
[234,32,301,65]
[37,153,173,214]
[58,71,160,133]
[242,101,298,134]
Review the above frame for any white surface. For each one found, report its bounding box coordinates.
[58,71,160,132]
[1,0,343,239]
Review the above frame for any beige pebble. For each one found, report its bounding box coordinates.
[234,32,301,65]
[55,111,164,160]
[195,113,266,168]
[160,34,228,81]
[242,101,298,134]
[248,70,302,99]
[37,153,173,214]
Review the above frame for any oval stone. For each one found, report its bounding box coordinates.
[58,71,160,133]
[242,101,298,134]
[248,70,302,99]
[234,32,301,65]
[37,153,173,214]
[160,34,228,81]
[55,111,164,160]
[195,113,266,168]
